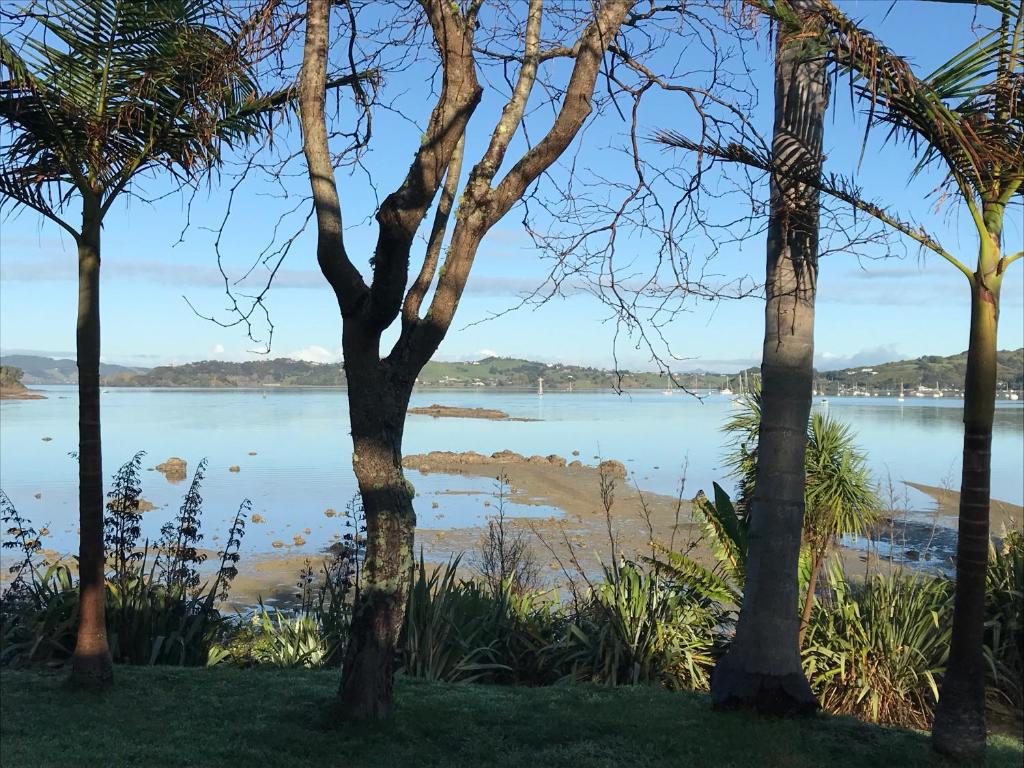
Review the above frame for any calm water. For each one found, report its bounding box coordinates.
[1,387,1021,557]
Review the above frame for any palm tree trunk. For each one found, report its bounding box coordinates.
[70,194,113,687]
[711,4,824,714]
[337,352,416,719]
[932,275,1000,761]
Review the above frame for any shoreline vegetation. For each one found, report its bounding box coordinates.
[3,349,1022,396]
[0,365,45,400]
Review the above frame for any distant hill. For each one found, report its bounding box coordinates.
[109,358,345,388]
[104,356,683,389]
[823,349,1023,394]
[0,355,147,385]
[5,349,1021,392]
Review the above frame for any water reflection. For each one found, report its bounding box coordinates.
[1,387,1021,558]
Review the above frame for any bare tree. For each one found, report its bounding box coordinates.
[296,0,649,719]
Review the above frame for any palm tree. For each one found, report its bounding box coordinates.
[808,4,1021,756]
[665,0,1021,755]
[704,0,827,715]
[0,0,267,687]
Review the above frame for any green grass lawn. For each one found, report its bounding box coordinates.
[1,667,1020,767]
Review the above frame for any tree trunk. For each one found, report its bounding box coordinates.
[932,274,1000,761]
[70,195,113,687]
[337,349,416,719]
[711,6,824,714]
[798,545,826,647]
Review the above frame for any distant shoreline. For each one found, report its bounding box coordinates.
[16,384,1024,403]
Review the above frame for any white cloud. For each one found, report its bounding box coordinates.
[815,344,905,371]
[287,345,340,364]
[211,343,225,355]
[478,348,498,358]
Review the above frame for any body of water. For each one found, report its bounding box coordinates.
[1,386,1021,557]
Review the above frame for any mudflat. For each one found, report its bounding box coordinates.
[905,481,1023,532]
[405,450,704,580]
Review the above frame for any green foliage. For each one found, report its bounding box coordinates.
[986,529,1024,716]
[565,560,716,691]
[802,564,953,729]
[0,365,25,389]
[1,453,248,668]
[723,385,880,544]
[402,556,512,683]
[644,484,746,607]
[0,0,267,216]
[803,413,880,551]
[217,496,364,669]
[401,555,715,691]
[245,607,330,669]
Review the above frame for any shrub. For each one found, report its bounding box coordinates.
[218,494,365,669]
[401,555,715,690]
[564,560,716,691]
[475,474,540,597]
[986,529,1023,716]
[802,564,952,729]
[1,454,249,668]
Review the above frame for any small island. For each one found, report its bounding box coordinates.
[0,365,45,400]
[407,404,538,421]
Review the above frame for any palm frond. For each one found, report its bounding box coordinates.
[1,0,270,224]
[804,0,1023,199]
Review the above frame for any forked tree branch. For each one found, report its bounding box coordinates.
[298,0,370,316]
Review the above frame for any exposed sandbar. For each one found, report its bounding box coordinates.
[407,404,538,422]
[405,450,703,579]
[904,481,1022,532]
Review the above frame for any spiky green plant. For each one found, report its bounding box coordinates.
[985,528,1023,716]
[802,563,952,729]
[564,560,716,691]
[401,556,506,683]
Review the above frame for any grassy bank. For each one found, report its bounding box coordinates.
[0,668,1020,767]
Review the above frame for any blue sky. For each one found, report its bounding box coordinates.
[1,0,1021,373]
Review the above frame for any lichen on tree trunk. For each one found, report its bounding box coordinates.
[337,364,416,719]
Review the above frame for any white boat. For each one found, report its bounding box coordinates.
[1011,392,1020,401]
[932,381,942,398]
[720,377,734,396]
[898,381,905,402]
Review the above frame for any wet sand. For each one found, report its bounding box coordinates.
[905,481,1022,533]
[406,450,705,581]
[6,451,1021,607]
